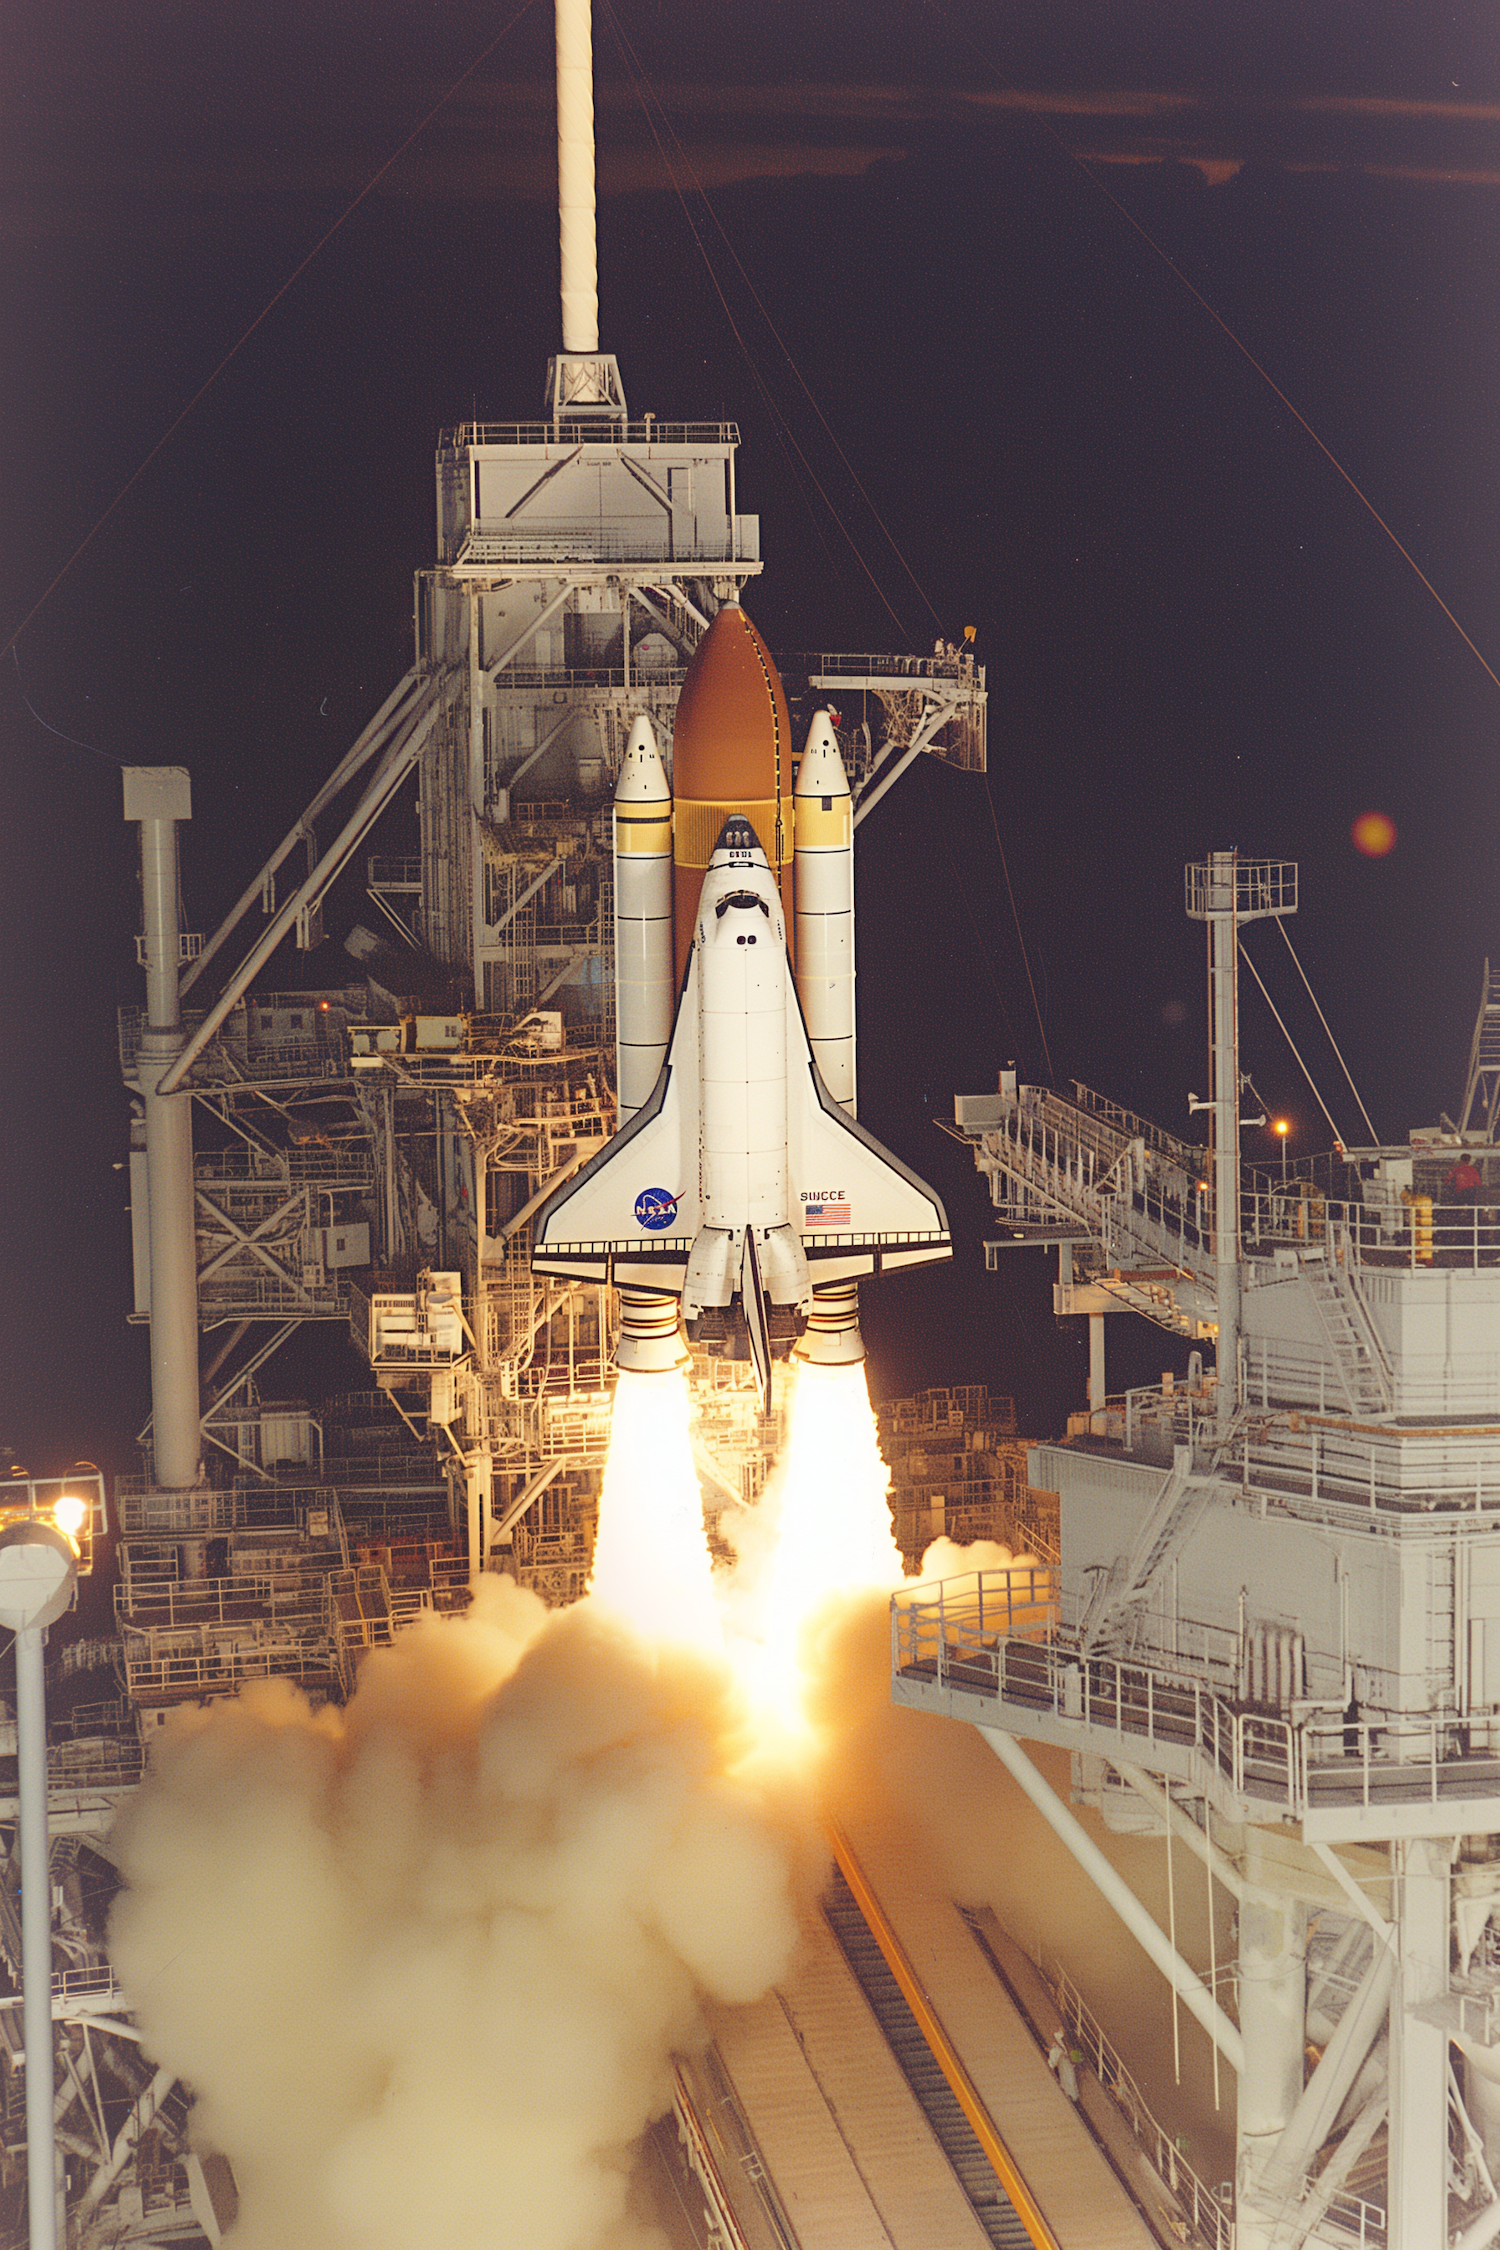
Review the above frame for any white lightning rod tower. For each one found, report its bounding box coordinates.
[547,0,626,420]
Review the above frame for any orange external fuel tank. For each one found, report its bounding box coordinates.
[670,602,794,978]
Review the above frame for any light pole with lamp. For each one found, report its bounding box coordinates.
[1274,1117,1290,1187]
[0,1521,81,2250]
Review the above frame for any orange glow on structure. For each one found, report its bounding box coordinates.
[1352,810,1397,857]
[588,1370,722,1654]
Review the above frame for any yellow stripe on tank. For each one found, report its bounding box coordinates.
[793,798,853,849]
[614,809,673,853]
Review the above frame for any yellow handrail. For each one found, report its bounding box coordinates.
[827,1826,1062,2250]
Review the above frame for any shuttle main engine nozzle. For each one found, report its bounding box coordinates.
[794,1279,865,1368]
[616,1288,691,1377]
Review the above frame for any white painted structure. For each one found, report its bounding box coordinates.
[925,856,1500,2246]
[611,716,675,1122]
[793,711,857,1112]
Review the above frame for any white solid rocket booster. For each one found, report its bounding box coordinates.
[793,711,856,1113]
[612,716,674,1123]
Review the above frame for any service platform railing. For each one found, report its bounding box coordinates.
[441,419,741,450]
[894,1570,1500,1825]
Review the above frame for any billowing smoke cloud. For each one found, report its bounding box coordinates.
[109,1579,806,2250]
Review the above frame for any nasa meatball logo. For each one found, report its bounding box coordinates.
[634,1187,679,1231]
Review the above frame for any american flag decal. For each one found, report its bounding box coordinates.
[803,1198,851,1229]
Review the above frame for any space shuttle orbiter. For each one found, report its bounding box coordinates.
[531,605,949,1403]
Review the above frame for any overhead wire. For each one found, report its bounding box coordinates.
[9,647,124,767]
[1238,940,1348,1149]
[919,0,1500,705]
[599,0,911,640]
[981,769,1053,1081]
[601,6,1057,1079]
[601,16,855,606]
[1275,919,1381,1146]
[603,8,942,634]
[1,0,543,668]
[1046,153,1500,706]
[939,830,1025,1061]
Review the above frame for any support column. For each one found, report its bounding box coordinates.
[1207,850,1242,1438]
[1234,1829,1308,2242]
[1388,1835,1452,2250]
[977,1728,1244,2074]
[1088,1313,1106,1413]
[0,1526,80,2250]
[125,770,201,1494]
[17,1623,55,2250]
[465,1452,493,1589]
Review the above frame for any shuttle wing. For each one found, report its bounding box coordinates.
[784,984,950,1279]
[531,965,701,1289]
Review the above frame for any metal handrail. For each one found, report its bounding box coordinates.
[1047,1959,1233,2250]
[893,1573,1500,1821]
[441,420,741,448]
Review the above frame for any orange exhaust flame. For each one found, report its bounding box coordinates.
[721,1359,902,1728]
[589,1369,723,1654]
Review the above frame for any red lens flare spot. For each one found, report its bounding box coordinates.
[1351,810,1397,858]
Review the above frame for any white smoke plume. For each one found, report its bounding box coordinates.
[109,1578,805,2250]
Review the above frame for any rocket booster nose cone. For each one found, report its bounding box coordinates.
[615,715,670,804]
[795,710,851,799]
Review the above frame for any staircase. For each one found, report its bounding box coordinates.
[1459,958,1500,1136]
[823,1869,1035,2250]
[1080,1447,1209,1654]
[1299,1252,1391,1417]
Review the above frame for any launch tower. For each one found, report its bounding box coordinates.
[925,854,1500,2248]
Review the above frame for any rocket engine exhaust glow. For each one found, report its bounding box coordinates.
[108,1322,1042,2250]
[589,1368,721,1653]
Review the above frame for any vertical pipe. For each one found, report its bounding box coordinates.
[1235,1829,1307,2231]
[1388,1835,1452,2249]
[1209,850,1242,1436]
[126,770,201,1493]
[555,0,599,354]
[1088,1313,1106,1412]
[16,1623,56,2250]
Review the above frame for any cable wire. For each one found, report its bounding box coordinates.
[604,12,943,634]
[1276,918,1380,1146]
[916,0,1500,701]
[1055,155,1500,704]
[8,647,124,766]
[981,767,1054,1081]
[600,1,913,642]
[1239,940,1346,1148]
[939,829,1024,1060]
[603,9,1060,1080]
[1,0,542,667]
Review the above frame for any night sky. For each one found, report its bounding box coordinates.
[3,2,1499,1480]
